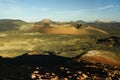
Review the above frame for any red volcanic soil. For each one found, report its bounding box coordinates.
[80,56,120,65]
[34,26,108,35]
[39,27,90,34]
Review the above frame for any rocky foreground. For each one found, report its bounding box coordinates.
[0,59,120,80]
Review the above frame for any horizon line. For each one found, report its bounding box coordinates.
[0,18,119,23]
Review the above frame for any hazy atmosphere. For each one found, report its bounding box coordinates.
[0,0,120,80]
[0,0,120,22]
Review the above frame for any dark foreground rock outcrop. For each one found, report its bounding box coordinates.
[0,54,120,80]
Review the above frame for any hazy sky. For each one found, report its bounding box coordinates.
[0,0,120,22]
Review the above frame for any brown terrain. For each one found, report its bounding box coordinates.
[34,19,109,35]
[38,26,109,35]
[0,19,120,80]
[39,27,89,34]
[74,50,120,65]
[77,56,120,65]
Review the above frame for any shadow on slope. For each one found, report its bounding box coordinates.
[0,53,71,66]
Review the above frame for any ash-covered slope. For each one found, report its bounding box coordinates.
[74,50,120,65]
[34,20,109,35]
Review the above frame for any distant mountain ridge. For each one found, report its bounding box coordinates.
[87,22,120,35]
[76,20,87,24]
[0,19,27,31]
[0,19,119,35]
[0,19,35,32]
[94,20,119,23]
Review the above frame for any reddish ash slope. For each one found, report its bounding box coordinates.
[33,19,108,35]
[74,50,120,65]
[34,26,108,35]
